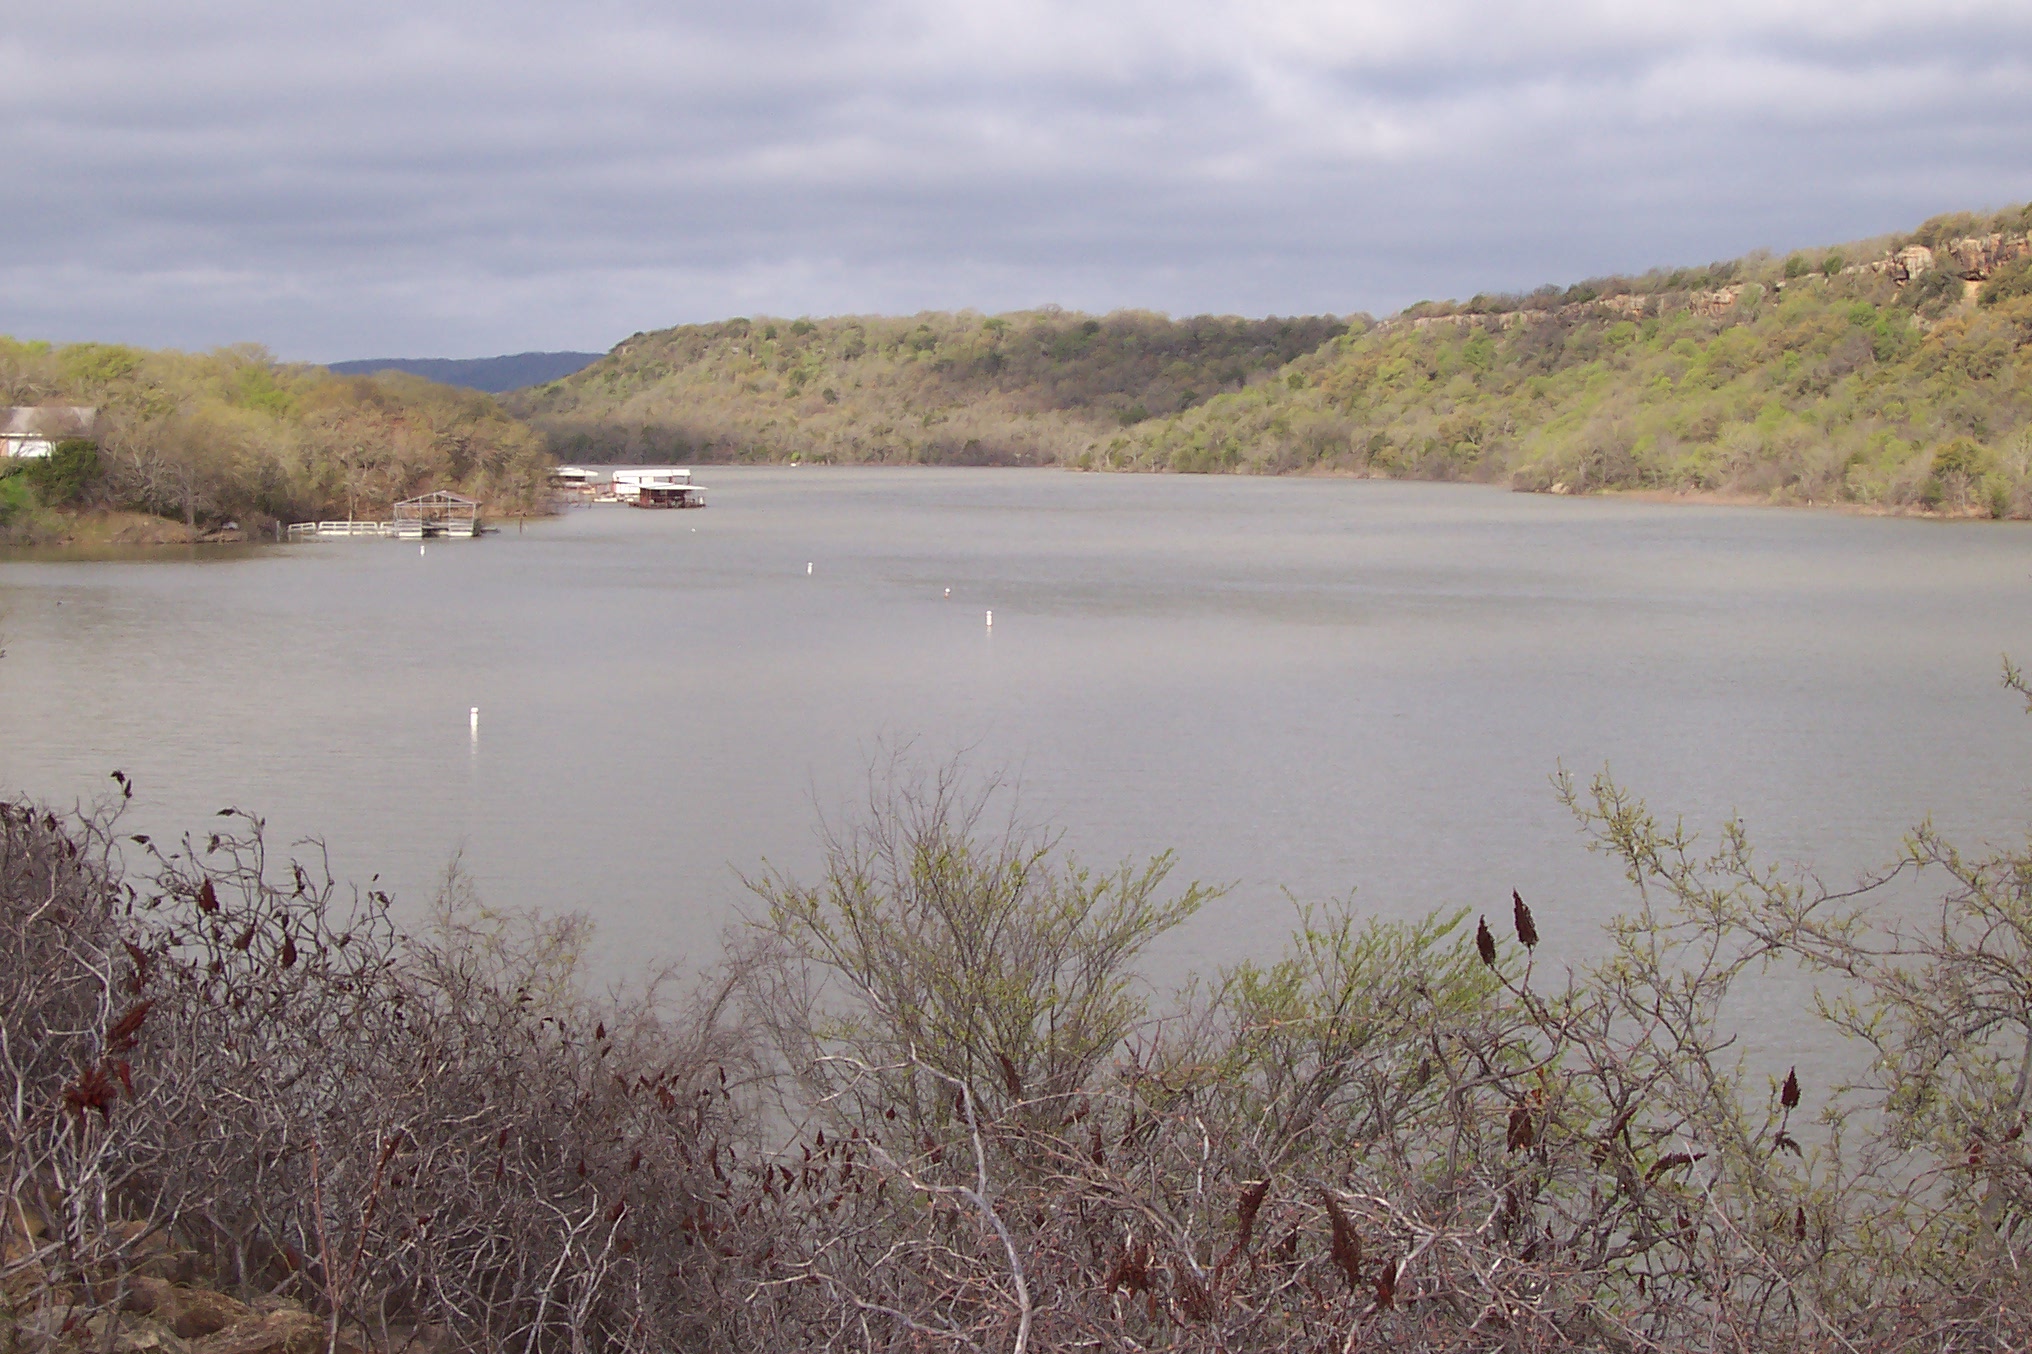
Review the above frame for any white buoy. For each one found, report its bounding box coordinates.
[420,544,426,556]
[944,587,950,597]
[807,562,813,576]
[985,610,993,628]
[469,707,479,735]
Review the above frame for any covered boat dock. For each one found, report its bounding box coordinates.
[393,491,482,538]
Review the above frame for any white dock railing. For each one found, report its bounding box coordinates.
[285,519,483,540]
[286,521,397,538]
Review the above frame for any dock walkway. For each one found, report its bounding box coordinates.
[287,520,396,538]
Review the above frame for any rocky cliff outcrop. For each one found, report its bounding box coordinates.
[1386,282,1755,335]
[1855,233,2032,282]
[1379,232,2031,339]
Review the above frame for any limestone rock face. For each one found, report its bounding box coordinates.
[1892,245,1935,279]
[1939,233,2017,277]
[1389,281,1751,335]
[1382,231,2030,337]
[1686,286,1745,318]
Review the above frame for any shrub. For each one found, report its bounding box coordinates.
[713,743,2032,1350]
[0,790,751,1354]
[1981,256,2032,308]
[1932,436,1987,480]
[1903,266,1965,319]
[743,766,1212,1126]
[0,468,33,526]
[22,438,102,507]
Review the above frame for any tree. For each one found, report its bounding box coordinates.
[744,761,1214,1127]
[305,404,399,522]
[22,438,100,506]
[1981,256,2032,308]
[108,408,236,528]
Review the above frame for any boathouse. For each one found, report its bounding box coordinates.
[632,483,705,508]
[393,490,481,538]
[613,467,706,508]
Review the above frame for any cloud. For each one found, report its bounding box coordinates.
[3,0,2030,358]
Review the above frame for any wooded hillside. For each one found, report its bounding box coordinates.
[326,351,603,394]
[507,310,1346,466]
[0,340,553,540]
[515,202,2032,516]
[1103,203,2032,514]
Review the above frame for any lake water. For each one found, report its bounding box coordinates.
[5,469,2032,1026]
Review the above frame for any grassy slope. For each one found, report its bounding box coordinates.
[507,311,1346,465]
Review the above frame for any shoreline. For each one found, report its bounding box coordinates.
[1,471,2014,553]
[0,509,247,550]
[1597,484,2011,520]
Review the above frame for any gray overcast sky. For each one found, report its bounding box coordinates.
[5,0,2031,361]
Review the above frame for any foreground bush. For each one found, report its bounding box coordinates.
[0,792,749,1353]
[7,719,2032,1351]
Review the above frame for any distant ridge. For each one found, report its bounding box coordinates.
[325,351,604,393]
[503,200,2032,518]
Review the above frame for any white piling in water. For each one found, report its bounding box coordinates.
[420,544,426,557]
[807,562,813,576]
[985,610,993,628]
[470,707,479,739]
